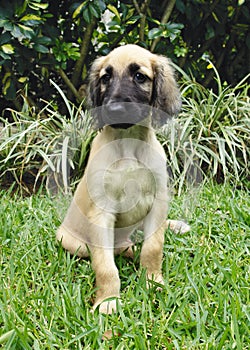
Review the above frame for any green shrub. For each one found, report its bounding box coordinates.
[158,65,250,193]
[0,82,94,194]
[1,72,249,194]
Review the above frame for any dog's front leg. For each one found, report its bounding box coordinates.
[88,217,120,314]
[91,246,120,314]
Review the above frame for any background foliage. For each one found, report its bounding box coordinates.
[0,0,249,114]
[1,69,249,195]
[0,0,249,193]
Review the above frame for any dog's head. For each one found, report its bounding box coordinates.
[88,44,181,129]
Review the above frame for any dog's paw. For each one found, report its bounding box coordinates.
[93,298,120,314]
[99,299,117,314]
[166,219,190,234]
[146,273,164,290]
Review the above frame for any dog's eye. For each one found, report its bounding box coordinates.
[134,72,147,84]
[101,73,111,84]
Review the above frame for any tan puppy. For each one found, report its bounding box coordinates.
[56,45,190,314]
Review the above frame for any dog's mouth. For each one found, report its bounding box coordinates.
[100,102,151,129]
[110,123,135,129]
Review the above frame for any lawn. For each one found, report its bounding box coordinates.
[0,182,249,349]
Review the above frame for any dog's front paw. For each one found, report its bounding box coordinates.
[93,298,120,314]
[146,273,164,290]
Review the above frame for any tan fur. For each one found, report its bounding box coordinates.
[56,45,190,314]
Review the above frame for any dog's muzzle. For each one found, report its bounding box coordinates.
[101,102,150,129]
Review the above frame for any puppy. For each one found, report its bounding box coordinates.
[56,44,189,314]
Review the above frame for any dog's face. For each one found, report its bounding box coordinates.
[89,44,181,129]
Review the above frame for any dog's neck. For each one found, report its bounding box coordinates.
[101,115,153,141]
[103,124,153,141]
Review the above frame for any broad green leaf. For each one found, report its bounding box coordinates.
[82,7,91,23]
[34,43,49,53]
[96,0,106,12]
[2,20,13,31]
[3,78,16,100]
[18,24,34,32]
[165,22,184,30]
[205,25,215,40]
[35,36,52,45]
[3,72,11,84]
[89,3,99,18]
[12,25,24,39]
[28,2,49,10]
[0,51,11,60]
[0,32,11,45]
[1,44,14,54]
[148,27,163,40]
[212,12,219,23]
[73,1,87,19]
[108,20,120,27]
[127,15,141,25]
[20,14,42,22]
[18,77,28,83]
[107,4,120,19]
[17,24,34,39]
[147,17,161,26]
[176,0,186,14]
[174,46,188,57]
[120,3,128,19]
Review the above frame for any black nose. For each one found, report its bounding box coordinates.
[101,101,144,129]
[104,103,132,128]
[107,102,127,115]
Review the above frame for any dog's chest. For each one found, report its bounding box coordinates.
[87,134,167,227]
[101,159,158,226]
[105,162,155,202]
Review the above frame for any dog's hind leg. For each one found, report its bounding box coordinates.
[166,219,190,234]
[56,225,89,258]
[140,223,165,285]
[56,197,90,258]
[140,203,167,286]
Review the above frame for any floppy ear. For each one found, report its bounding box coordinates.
[151,55,181,127]
[87,56,107,128]
[88,56,106,108]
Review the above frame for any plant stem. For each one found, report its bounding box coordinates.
[133,0,140,13]
[150,0,176,52]
[133,0,151,42]
[58,68,82,102]
[69,20,97,98]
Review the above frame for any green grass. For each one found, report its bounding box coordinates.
[0,182,249,349]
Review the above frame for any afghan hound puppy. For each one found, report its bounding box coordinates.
[56,44,190,314]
